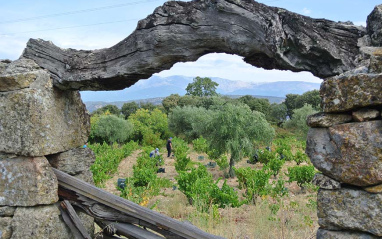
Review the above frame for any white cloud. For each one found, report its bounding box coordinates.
[302,7,312,15]
[155,53,323,84]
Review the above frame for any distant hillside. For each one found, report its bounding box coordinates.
[80,75,320,102]
[80,75,321,112]
[84,95,285,113]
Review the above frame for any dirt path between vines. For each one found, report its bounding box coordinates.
[104,149,142,195]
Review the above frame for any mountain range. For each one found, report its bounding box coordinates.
[80,75,321,112]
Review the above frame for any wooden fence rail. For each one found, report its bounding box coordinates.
[53,168,225,239]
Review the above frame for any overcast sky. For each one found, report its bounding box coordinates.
[1,0,380,83]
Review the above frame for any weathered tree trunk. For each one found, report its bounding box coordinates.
[22,0,365,91]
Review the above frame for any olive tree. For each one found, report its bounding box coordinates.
[204,104,275,177]
[168,106,214,141]
[90,114,133,144]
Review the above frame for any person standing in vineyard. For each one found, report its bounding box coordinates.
[166,137,172,157]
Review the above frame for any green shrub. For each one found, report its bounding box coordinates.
[265,158,285,177]
[132,152,158,187]
[270,178,288,198]
[172,137,191,172]
[234,167,271,203]
[176,166,241,212]
[207,148,221,160]
[257,149,277,164]
[128,108,170,144]
[216,155,229,170]
[294,151,309,165]
[90,114,133,144]
[287,165,316,188]
[90,141,138,187]
[192,136,208,153]
[119,150,171,206]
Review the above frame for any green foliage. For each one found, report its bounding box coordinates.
[128,108,169,146]
[270,178,288,198]
[283,104,318,137]
[168,106,213,141]
[172,137,191,172]
[295,90,321,110]
[274,138,291,155]
[178,95,201,108]
[274,138,293,161]
[89,114,133,144]
[121,102,139,119]
[119,150,171,205]
[91,104,120,116]
[132,151,158,187]
[176,166,241,212]
[294,151,309,165]
[234,167,271,203]
[215,155,229,170]
[257,149,277,164]
[186,76,219,97]
[192,136,208,153]
[139,102,157,111]
[197,96,227,110]
[268,103,288,125]
[203,104,275,177]
[162,94,181,114]
[90,141,138,187]
[265,158,285,177]
[284,90,321,119]
[287,165,316,188]
[238,95,271,116]
[284,94,299,119]
[206,148,221,160]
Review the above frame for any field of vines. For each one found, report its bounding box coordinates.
[90,132,319,239]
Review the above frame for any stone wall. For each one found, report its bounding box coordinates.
[306,44,382,238]
[0,59,94,238]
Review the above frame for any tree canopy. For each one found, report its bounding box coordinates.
[89,114,133,144]
[185,76,219,97]
[91,104,120,116]
[203,104,275,177]
[284,90,321,118]
[128,108,170,148]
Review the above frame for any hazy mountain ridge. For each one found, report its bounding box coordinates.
[80,75,321,103]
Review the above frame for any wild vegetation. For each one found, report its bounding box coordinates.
[88,77,321,238]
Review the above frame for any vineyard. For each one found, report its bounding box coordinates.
[89,133,318,239]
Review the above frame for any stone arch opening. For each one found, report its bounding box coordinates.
[1,0,382,238]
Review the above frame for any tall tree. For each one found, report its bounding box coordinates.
[295,89,321,110]
[162,94,181,114]
[268,103,288,126]
[92,104,120,116]
[284,94,299,119]
[185,76,219,97]
[203,104,275,177]
[90,115,133,144]
[128,108,169,147]
[285,90,321,119]
[121,102,139,119]
[238,95,271,115]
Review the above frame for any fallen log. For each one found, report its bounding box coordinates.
[53,168,225,239]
